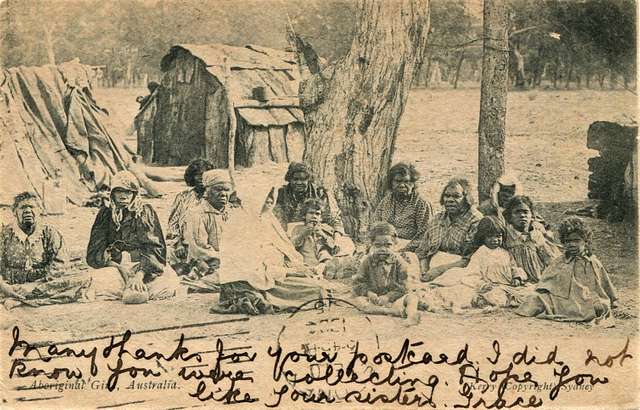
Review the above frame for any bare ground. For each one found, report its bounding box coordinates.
[5,87,638,343]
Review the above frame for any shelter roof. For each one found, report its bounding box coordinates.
[164,43,304,126]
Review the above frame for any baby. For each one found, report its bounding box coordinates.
[517,216,618,324]
[352,222,419,325]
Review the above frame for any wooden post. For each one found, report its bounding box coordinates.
[223,57,237,182]
[478,0,509,202]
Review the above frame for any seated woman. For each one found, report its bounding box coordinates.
[416,178,483,282]
[418,216,529,313]
[86,171,182,304]
[372,162,432,287]
[0,192,90,307]
[265,162,345,234]
[373,162,433,252]
[517,217,617,325]
[184,170,331,315]
[166,159,214,273]
[502,195,561,283]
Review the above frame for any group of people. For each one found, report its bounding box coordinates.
[0,160,618,326]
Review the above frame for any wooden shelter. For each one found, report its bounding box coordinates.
[135,44,306,167]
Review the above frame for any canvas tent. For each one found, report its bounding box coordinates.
[0,60,137,207]
[135,44,306,167]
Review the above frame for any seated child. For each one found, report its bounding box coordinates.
[416,216,529,313]
[352,222,419,325]
[290,199,354,279]
[517,217,618,325]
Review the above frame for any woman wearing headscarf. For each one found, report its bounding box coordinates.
[478,173,521,221]
[478,173,548,228]
[86,171,182,303]
[184,170,331,315]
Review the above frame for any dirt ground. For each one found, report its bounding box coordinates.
[5,87,638,343]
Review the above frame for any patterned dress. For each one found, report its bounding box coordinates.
[373,192,433,252]
[0,221,90,306]
[503,223,562,283]
[416,207,483,260]
[167,188,202,241]
[0,221,68,284]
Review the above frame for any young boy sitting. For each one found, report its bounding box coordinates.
[352,222,420,326]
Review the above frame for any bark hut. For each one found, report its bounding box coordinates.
[478,0,509,202]
[298,0,430,241]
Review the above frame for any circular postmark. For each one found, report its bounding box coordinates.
[272,297,381,403]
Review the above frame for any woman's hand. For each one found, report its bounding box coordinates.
[103,249,112,265]
[367,291,381,305]
[126,271,147,293]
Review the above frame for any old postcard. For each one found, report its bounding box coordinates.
[0,0,638,408]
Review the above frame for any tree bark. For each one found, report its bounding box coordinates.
[478,0,509,202]
[299,0,430,240]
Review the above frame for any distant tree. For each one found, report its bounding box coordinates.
[419,0,480,88]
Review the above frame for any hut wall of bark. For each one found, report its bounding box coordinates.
[587,121,638,223]
[136,44,305,168]
[152,50,227,166]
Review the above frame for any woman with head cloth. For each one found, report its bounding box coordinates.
[479,173,549,228]
[185,170,331,314]
[86,171,182,303]
[266,162,345,234]
[417,177,483,282]
[478,173,521,219]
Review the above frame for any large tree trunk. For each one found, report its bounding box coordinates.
[478,0,509,202]
[299,0,430,240]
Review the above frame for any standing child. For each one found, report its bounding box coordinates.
[352,222,420,325]
[517,217,618,325]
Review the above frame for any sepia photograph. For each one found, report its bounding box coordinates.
[0,0,638,408]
